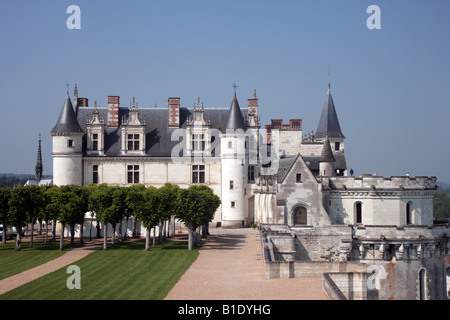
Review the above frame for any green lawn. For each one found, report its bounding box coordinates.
[0,239,200,300]
[0,240,79,280]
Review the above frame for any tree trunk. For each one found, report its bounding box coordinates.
[38,219,42,235]
[1,222,6,245]
[79,219,84,244]
[44,220,49,243]
[144,228,150,251]
[52,219,57,241]
[153,227,156,248]
[187,221,194,250]
[111,224,116,248]
[30,220,34,247]
[103,223,108,250]
[60,223,65,251]
[89,217,93,241]
[118,220,123,243]
[15,228,21,251]
[132,216,137,237]
[70,224,75,247]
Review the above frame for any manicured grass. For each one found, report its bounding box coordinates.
[0,239,201,300]
[0,240,79,280]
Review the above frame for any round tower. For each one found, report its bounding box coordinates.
[50,91,84,186]
[221,90,248,228]
[319,135,336,176]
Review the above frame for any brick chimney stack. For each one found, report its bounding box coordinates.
[108,96,120,127]
[168,97,180,128]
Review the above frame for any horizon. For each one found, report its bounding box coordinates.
[1,1,449,182]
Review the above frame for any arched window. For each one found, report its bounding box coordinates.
[419,269,428,300]
[406,202,413,225]
[355,202,362,224]
[293,206,307,225]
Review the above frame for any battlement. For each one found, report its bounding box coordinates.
[327,175,437,190]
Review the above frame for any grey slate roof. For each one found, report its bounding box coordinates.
[76,106,249,157]
[51,93,84,134]
[315,85,345,139]
[224,92,246,130]
[319,135,336,163]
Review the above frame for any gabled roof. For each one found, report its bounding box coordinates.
[315,84,344,139]
[224,92,246,131]
[51,93,84,134]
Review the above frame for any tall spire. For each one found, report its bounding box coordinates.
[315,83,345,139]
[35,133,43,183]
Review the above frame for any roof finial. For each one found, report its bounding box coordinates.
[328,63,331,91]
[254,89,257,99]
[66,81,70,94]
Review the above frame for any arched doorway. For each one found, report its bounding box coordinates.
[292,205,307,225]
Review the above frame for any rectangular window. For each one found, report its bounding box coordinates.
[192,165,205,184]
[228,141,232,149]
[127,165,139,184]
[248,166,255,182]
[229,180,234,190]
[93,165,99,184]
[68,139,74,147]
[192,134,205,151]
[335,142,340,151]
[296,173,302,183]
[92,134,98,151]
[231,201,236,208]
[127,134,140,151]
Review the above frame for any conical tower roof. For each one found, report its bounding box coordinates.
[320,135,336,163]
[315,84,344,139]
[51,92,84,134]
[224,91,246,131]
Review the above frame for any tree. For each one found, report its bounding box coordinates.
[125,184,146,238]
[8,187,30,251]
[138,186,160,250]
[434,192,450,221]
[174,185,220,250]
[156,183,179,242]
[108,186,129,246]
[0,188,11,245]
[56,185,88,250]
[88,184,113,250]
[25,185,45,247]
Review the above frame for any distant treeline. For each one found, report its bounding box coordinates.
[0,174,52,188]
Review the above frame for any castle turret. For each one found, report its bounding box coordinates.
[319,135,335,176]
[50,91,84,186]
[221,89,248,228]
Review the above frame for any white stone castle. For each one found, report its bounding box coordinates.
[51,83,449,300]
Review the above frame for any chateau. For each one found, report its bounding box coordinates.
[51,83,449,300]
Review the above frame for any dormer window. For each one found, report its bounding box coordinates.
[68,139,74,147]
[92,134,98,151]
[127,134,140,151]
[192,134,205,151]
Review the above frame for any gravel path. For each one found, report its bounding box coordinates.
[164,228,328,300]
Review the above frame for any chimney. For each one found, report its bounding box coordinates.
[247,91,258,117]
[168,97,180,128]
[108,96,120,127]
[77,98,89,107]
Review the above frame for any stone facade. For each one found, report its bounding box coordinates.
[51,84,449,299]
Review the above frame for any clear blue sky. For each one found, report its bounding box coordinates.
[1,0,449,183]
